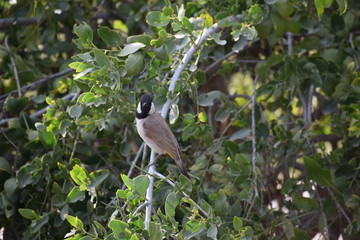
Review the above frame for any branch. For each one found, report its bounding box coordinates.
[5,36,21,97]
[204,50,237,77]
[326,187,353,234]
[122,143,144,190]
[251,75,259,198]
[0,68,75,103]
[287,32,293,56]
[307,84,314,123]
[0,17,39,29]
[144,14,243,230]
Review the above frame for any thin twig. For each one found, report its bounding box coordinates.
[122,143,144,190]
[251,75,259,198]
[129,201,149,221]
[326,187,353,234]
[204,50,237,75]
[5,36,21,97]
[307,84,314,123]
[221,101,250,137]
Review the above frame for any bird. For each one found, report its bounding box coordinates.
[135,93,190,178]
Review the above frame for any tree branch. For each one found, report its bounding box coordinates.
[0,68,75,104]
[144,14,243,230]
[251,75,259,198]
[0,17,39,29]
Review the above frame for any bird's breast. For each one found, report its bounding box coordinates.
[136,117,165,154]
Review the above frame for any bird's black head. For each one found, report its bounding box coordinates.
[136,93,154,119]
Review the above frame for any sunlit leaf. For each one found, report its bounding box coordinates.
[65,215,84,231]
[119,43,146,57]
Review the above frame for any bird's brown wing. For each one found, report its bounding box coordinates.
[143,113,181,160]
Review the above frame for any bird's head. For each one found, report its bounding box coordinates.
[136,93,155,119]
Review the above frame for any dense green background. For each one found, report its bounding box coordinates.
[1,0,360,239]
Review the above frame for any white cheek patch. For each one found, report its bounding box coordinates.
[137,102,142,113]
[149,102,155,114]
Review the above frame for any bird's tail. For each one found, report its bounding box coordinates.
[175,159,190,179]
[166,151,190,178]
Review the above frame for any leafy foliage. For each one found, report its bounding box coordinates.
[1,0,360,239]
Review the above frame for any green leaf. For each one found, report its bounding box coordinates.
[207,224,218,240]
[113,19,128,33]
[165,192,179,217]
[68,105,83,119]
[74,68,93,80]
[293,227,311,240]
[70,164,89,187]
[198,111,207,123]
[0,157,11,173]
[4,178,17,196]
[283,221,294,239]
[163,6,174,16]
[314,0,333,19]
[89,169,110,189]
[74,23,93,42]
[93,48,111,67]
[248,4,264,24]
[125,52,144,76]
[39,129,57,148]
[78,92,95,103]
[108,219,129,234]
[67,186,86,203]
[133,175,150,195]
[233,216,243,231]
[154,45,169,62]
[303,156,332,187]
[149,222,163,240]
[97,26,121,47]
[18,208,38,220]
[119,43,146,57]
[178,4,185,21]
[336,0,348,15]
[5,97,28,115]
[121,174,134,189]
[65,214,84,231]
[1,193,14,218]
[127,34,152,45]
[292,193,319,212]
[198,91,223,106]
[31,214,49,234]
[150,29,167,47]
[93,221,108,237]
[212,32,226,45]
[230,129,251,141]
[146,11,171,27]
[215,192,229,217]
